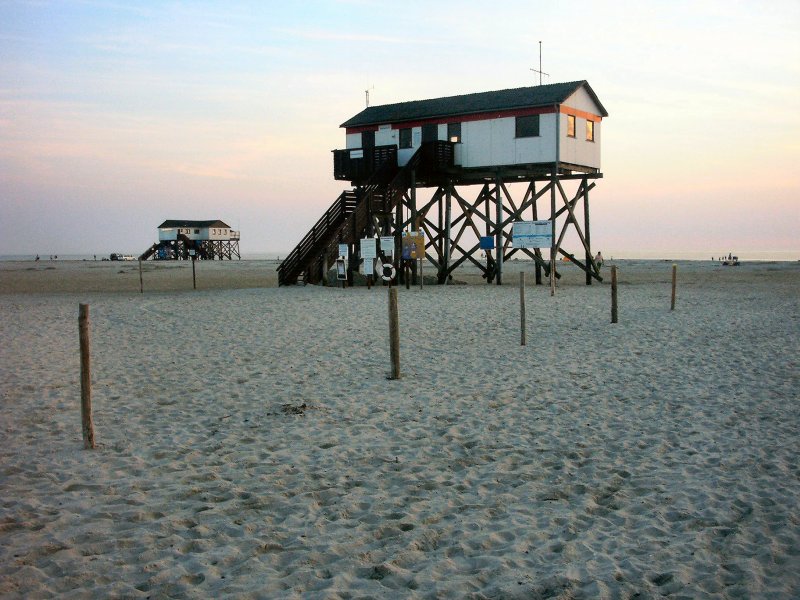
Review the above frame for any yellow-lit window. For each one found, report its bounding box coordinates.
[567,114,576,137]
[447,122,461,143]
[586,120,595,142]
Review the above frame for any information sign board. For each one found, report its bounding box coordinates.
[479,236,495,250]
[402,231,425,259]
[360,238,377,260]
[512,220,553,248]
[338,243,349,258]
[380,236,395,257]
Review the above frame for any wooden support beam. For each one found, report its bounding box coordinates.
[496,175,503,285]
[584,179,592,285]
[550,175,556,295]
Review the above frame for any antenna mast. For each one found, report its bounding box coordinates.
[530,40,549,85]
[365,85,375,108]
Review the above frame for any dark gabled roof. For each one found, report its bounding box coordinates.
[341,80,608,129]
[158,220,231,229]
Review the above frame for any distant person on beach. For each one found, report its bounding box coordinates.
[595,251,604,268]
[35,255,40,261]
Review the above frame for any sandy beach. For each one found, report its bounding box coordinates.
[1,258,798,598]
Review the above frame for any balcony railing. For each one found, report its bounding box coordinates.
[333,141,455,184]
[333,145,398,183]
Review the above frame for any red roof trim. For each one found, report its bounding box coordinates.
[345,106,559,135]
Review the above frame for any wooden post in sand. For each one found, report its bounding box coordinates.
[611,266,618,324]
[519,272,527,346]
[191,256,197,290]
[79,304,96,449]
[388,287,401,379]
[671,264,677,311]
[138,259,144,294]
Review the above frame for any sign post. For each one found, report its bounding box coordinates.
[361,238,377,288]
[402,231,425,288]
[512,220,554,293]
[480,236,494,283]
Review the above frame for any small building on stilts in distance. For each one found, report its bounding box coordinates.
[140,220,241,261]
[277,80,607,286]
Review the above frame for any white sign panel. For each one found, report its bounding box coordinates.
[338,243,349,258]
[360,238,377,260]
[380,236,395,257]
[363,258,375,276]
[512,220,553,249]
[361,238,376,276]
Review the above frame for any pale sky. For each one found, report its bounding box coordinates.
[1,0,799,258]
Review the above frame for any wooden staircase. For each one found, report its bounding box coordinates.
[278,149,424,286]
[139,233,203,261]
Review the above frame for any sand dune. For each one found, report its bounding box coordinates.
[1,260,798,598]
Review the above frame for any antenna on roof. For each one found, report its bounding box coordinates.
[530,40,549,86]
[365,85,375,108]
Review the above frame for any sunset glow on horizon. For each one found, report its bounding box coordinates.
[1,1,798,258]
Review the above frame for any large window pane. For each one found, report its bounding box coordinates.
[515,115,539,138]
[399,128,412,149]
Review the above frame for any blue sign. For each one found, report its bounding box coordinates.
[479,236,495,250]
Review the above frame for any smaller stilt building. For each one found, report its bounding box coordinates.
[140,220,241,260]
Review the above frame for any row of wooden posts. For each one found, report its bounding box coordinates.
[388,264,679,379]
[79,264,679,447]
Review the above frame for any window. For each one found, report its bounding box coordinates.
[567,115,576,138]
[586,120,595,142]
[399,128,412,149]
[515,115,539,138]
[447,122,461,143]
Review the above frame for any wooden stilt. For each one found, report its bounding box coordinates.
[444,184,452,284]
[611,266,618,324]
[550,176,556,296]
[520,272,526,346]
[584,181,592,286]
[496,178,503,285]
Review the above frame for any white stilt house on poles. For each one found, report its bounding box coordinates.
[140,220,241,260]
[279,80,608,286]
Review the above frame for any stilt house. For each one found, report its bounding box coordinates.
[140,220,241,260]
[336,80,606,182]
[279,80,608,286]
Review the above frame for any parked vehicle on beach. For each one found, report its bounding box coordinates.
[110,253,136,261]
